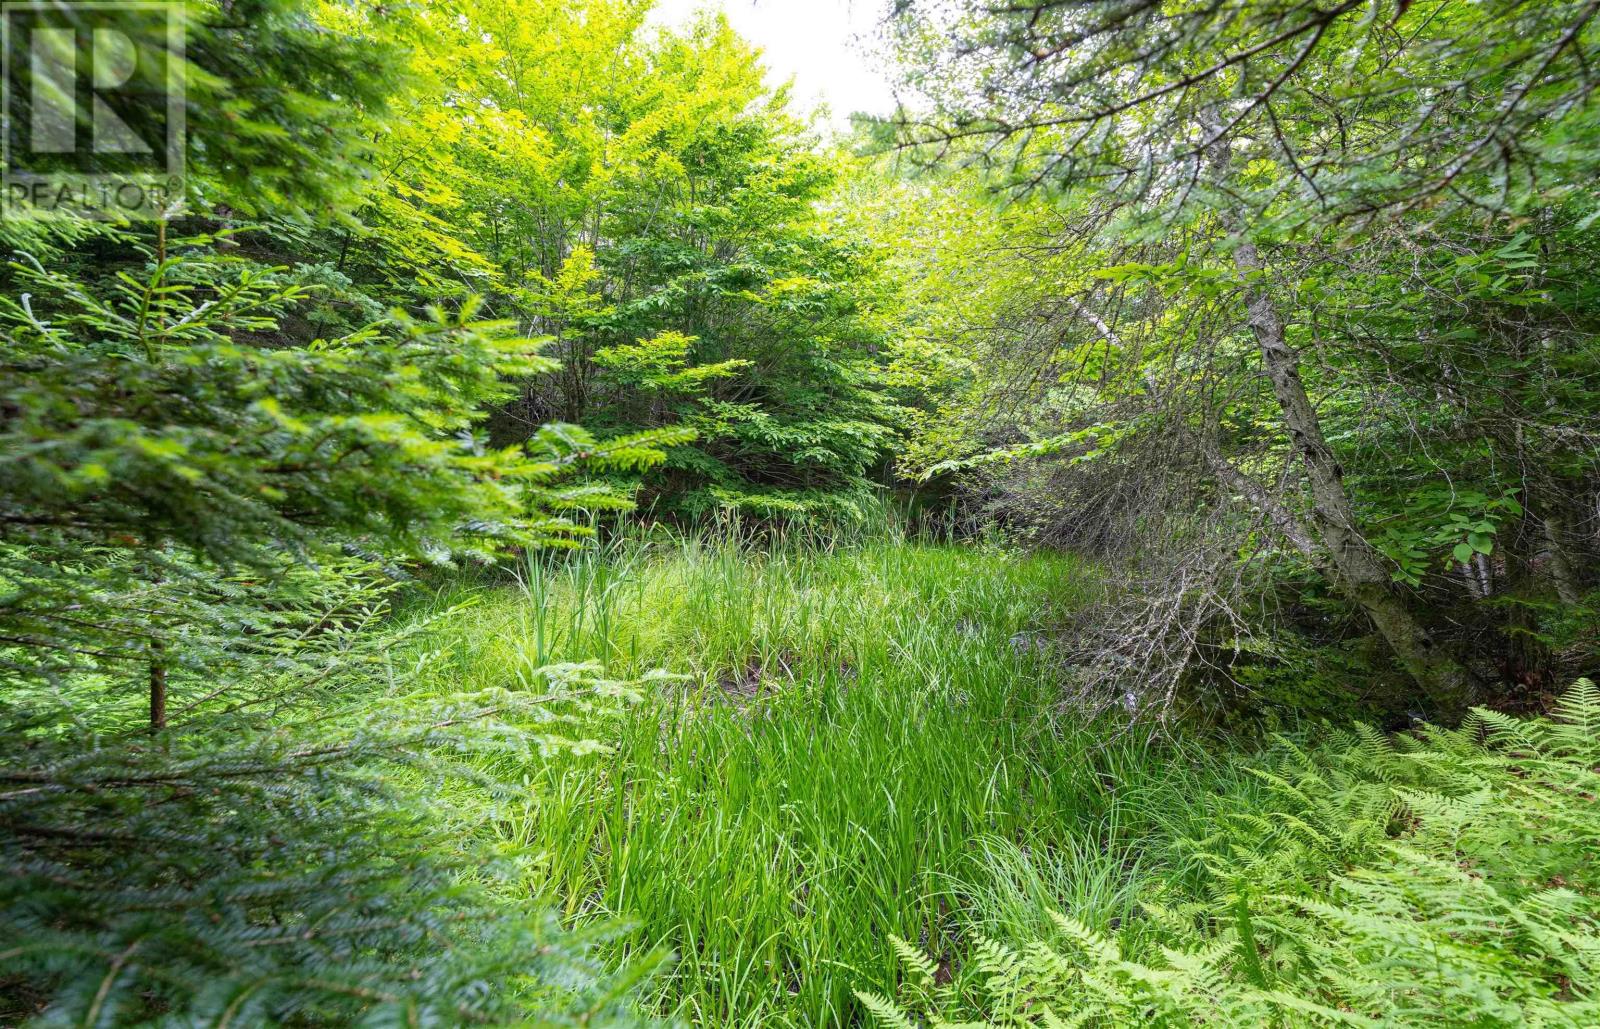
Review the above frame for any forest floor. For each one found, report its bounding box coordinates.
[392,530,1241,1026]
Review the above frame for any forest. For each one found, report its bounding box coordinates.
[2,0,1598,1025]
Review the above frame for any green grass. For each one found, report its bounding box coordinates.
[371,526,1600,1027]
[396,526,1223,1026]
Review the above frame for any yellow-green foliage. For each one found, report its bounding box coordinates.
[863,681,1600,1027]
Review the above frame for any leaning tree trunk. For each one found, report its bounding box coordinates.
[1203,122,1472,713]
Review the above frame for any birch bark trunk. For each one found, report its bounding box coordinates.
[1202,121,1472,711]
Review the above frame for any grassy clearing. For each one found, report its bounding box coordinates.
[394,527,1227,1026]
[392,530,1600,1027]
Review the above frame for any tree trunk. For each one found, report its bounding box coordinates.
[1229,235,1471,710]
[1542,516,1584,605]
[149,642,167,733]
[1202,120,1472,712]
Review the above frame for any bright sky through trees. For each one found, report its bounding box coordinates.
[647,0,895,130]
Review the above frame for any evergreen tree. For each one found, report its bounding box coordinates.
[0,4,681,1021]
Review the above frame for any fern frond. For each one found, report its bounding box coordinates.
[1549,678,1600,761]
[854,991,918,1029]
[893,684,1600,1027]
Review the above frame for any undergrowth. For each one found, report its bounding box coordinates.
[391,526,1599,1027]
[863,680,1600,1027]
[399,525,1187,1026]
[0,570,666,1026]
